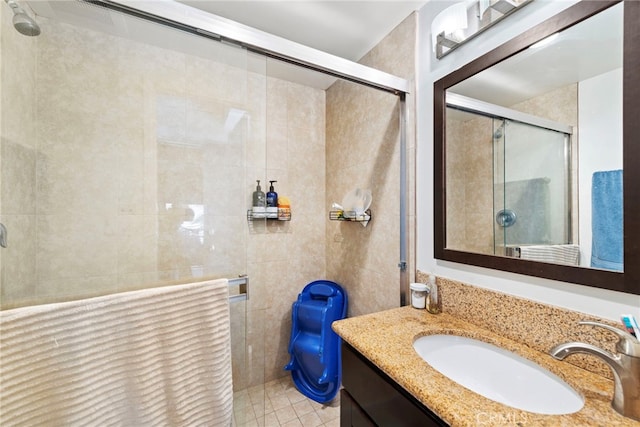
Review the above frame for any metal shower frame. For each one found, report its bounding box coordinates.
[96,0,412,306]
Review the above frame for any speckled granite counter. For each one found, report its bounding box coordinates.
[333,306,640,426]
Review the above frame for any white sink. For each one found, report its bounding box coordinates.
[413,334,584,415]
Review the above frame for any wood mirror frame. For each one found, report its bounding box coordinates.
[434,0,640,295]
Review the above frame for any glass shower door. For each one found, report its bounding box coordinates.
[494,119,572,253]
[0,1,267,423]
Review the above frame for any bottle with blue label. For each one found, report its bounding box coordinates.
[266,180,278,218]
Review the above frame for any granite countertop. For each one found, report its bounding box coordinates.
[332,306,640,427]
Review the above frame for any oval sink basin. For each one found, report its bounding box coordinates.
[413,334,584,415]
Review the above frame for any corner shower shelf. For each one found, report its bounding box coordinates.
[329,209,372,224]
[247,210,291,222]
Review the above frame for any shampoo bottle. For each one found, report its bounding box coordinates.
[252,180,266,218]
[266,180,278,218]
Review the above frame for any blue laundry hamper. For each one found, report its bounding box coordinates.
[284,280,347,403]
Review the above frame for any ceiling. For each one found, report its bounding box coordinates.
[178,1,426,62]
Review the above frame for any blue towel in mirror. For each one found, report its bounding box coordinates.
[591,170,623,271]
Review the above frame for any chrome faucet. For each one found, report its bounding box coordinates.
[550,321,640,421]
[425,275,440,314]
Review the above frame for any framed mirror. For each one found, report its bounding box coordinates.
[434,0,640,295]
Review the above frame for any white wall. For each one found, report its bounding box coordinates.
[578,69,623,266]
[416,0,640,321]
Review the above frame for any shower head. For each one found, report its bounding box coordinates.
[5,0,40,36]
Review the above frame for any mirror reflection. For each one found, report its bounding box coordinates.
[443,2,623,271]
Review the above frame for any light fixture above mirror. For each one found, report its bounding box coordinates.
[432,0,533,59]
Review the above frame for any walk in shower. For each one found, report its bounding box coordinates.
[0,1,410,425]
[445,93,576,263]
[1,2,275,420]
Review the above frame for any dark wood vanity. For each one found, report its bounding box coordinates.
[340,343,448,427]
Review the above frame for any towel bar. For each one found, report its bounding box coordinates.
[228,276,248,303]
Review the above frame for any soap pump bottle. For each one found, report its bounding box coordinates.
[426,274,440,314]
[266,181,278,218]
[252,180,266,218]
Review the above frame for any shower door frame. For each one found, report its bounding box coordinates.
[494,118,573,250]
[95,0,412,304]
[445,93,575,256]
[446,93,573,135]
[102,0,410,94]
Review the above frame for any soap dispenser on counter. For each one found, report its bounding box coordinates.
[425,274,440,314]
[266,180,278,219]
[252,180,266,218]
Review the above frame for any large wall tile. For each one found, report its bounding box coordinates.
[326,13,416,317]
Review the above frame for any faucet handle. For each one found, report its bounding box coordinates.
[579,320,640,357]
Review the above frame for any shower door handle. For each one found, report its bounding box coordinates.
[0,223,7,248]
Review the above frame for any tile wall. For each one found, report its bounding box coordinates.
[0,10,326,390]
[1,3,417,392]
[325,13,417,317]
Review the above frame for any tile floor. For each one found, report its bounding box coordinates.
[232,376,341,427]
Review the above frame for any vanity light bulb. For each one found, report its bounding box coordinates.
[431,1,469,51]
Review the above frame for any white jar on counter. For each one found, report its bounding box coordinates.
[410,283,428,309]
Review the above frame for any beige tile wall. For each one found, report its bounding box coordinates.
[446,113,494,254]
[0,12,326,390]
[325,13,416,317]
[1,16,250,305]
[0,4,38,304]
[245,77,327,386]
[1,3,415,392]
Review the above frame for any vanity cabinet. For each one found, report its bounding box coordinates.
[341,343,448,427]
